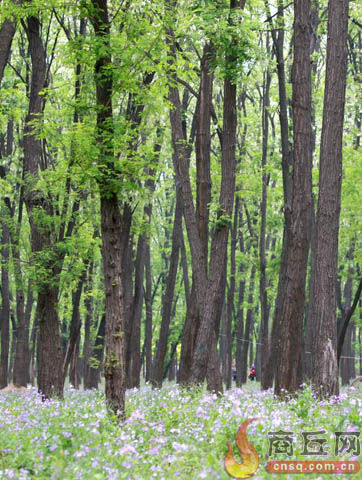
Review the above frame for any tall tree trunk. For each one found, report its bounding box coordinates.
[263,0,293,390]
[311,0,350,397]
[303,0,320,381]
[23,16,63,399]
[69,334,81,389]
[13,280,33,386]
[152,186,182,388]
[224,198,238,390]
[167,343,177,381]
[62,265,87,387]
[87,314,106,389]
[29,313,38,385]
[82,263,94,389]
[240,265,256,383]
[0,123,13,388]
[178,43,213,385]
[126,234,146,388]
[190,0,242,386]
[340,323,354,385]
[274,0,313,396]
[304,205,317,379]
[235,203,246,387]
[0,224,10,388]
[10,157,29,387]
[144,244,153,383]
[142,139,160,384]
[89,0,125,418]
[260,56,271,390]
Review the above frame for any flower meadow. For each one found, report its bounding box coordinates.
[0,383,360,479]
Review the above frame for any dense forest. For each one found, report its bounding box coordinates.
[0,0,361,429]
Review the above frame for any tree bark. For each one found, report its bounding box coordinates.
[224,195,238,390]
[152,185,182,388]
[100,197,126,416]
[311,0,350,397]
[13,280,33,386]
[178,43,213,385]
[83,263,94,389]
[62,265,87,388]
[23,16,63,399]
[240,265,256,384]
[274,0,313,396]
[144,244,153,383]
[126,234,146,388]
[190,0,241,386]
[0,18,16,85]
[263,0,293,390]
[259,55,271,390]
[87,314,106,389]
[0,224,10,388]
[235,205,246,387]
[89,0,125,419]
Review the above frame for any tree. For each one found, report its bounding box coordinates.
[22,15,64,398]
[311,0,350,397]
[88,0,126,419]
[274,0,313,396]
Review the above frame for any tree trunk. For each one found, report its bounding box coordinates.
[240,265,256,383]
[235,204,246,387]
[178,284,199,384]
[89,0,126,418]
[100,196,126,416]
[0,224,10,388]
[13,280,33,386]
[311,0,350,397]
[144,244,153,383]
[62,265,87,387]
[167,344,177,382]
[223,192,239,390]
[23,16,63,399]
[37,287,63,398]
[304,205,317,379]
[83,263,94,389]
[178,43,213,385]
[126,234,146,388]
[0,18,16,85]
[274,0,313,396]
[87,314,106,389]
[69,334,81,389]
[29,313,38,385]
[303,0,320,381]
[190,0,241,386]
[340,323,353,385]
[263,0,294,391]
[259,55,271,390]
[152,186,182,388]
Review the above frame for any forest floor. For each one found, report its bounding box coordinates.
[0,382,360,479]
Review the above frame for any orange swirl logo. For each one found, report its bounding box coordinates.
[225,418,260,479]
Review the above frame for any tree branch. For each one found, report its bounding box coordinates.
[337,277,362,363]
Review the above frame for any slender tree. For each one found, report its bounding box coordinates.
[88,0,125,418]
[274,0,313,396]
[23,15,64,398]
[311,0,350,397]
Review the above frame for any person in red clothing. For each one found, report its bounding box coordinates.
[249,364,256,381]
